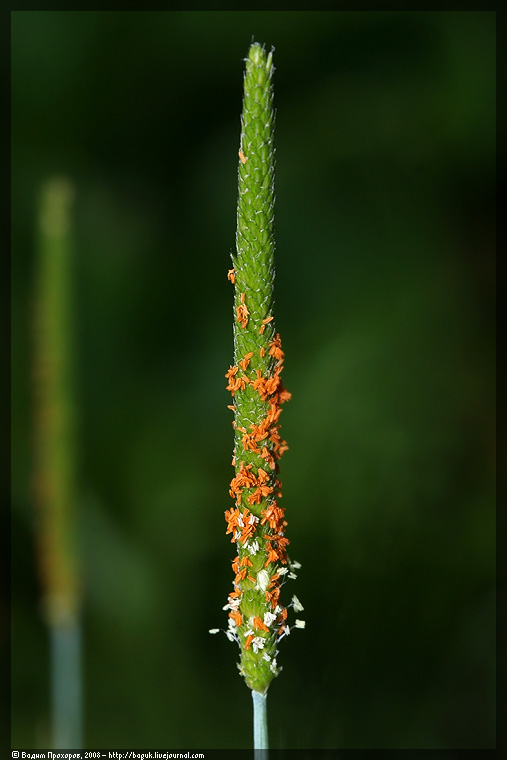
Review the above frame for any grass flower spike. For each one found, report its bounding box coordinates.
[214,42,303,721]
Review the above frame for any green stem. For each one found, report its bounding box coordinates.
[252,690,269,757]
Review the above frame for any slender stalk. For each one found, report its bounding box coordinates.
[32,177,82,748]
[252,690,269,758]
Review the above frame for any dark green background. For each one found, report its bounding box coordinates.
[11,11,495,750]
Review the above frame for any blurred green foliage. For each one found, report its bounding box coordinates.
[12,11,495,750]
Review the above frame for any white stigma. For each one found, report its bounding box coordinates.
[292,594,304,612]
[252,636,266,653]
[257,569,270,592]
[248,540,260,554]
[263,611,277,627]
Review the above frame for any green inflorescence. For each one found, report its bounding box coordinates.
[215,42,304,697]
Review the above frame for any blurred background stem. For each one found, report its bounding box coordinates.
[32,178,82,749]
[51,622,82,748]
